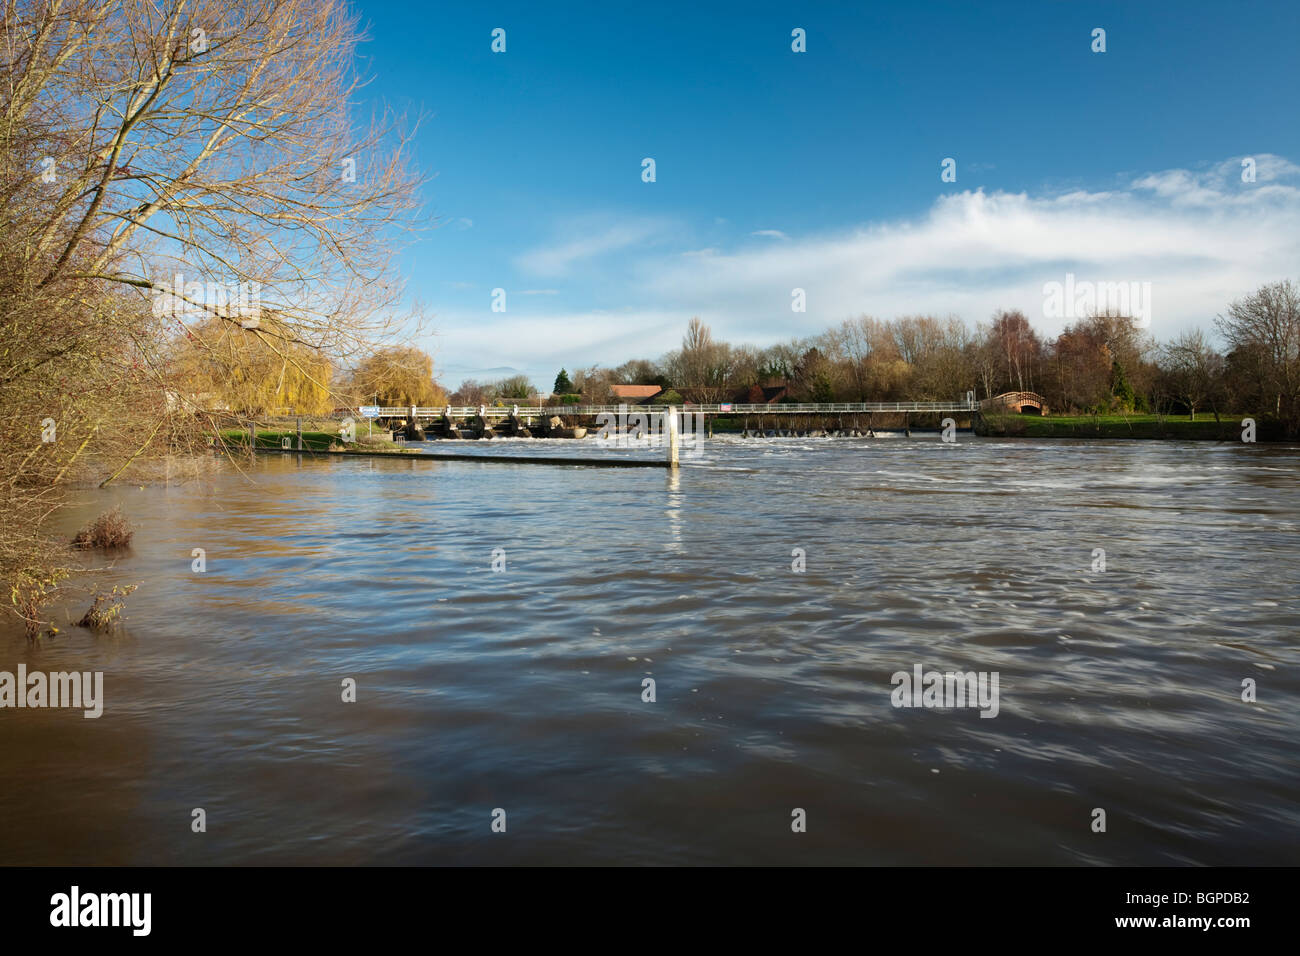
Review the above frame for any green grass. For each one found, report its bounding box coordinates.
[219,428,335,450]
[979,413,1278,441]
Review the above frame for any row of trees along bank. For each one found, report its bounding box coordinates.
[530,292,1300,431]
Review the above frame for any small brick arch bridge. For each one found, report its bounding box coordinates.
[980,391,1049,415]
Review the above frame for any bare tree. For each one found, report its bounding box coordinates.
[672,317,732,402]
[570,365,614,404]
[909,317,975,400]
[1216,280,1300,430]
[1159,329,1223,421]
[449,379,487,405]
[610,358,666,387]
[988,310,1043,393]
[0,0,426,630]
[18,0,422,351]
[821,315,881,399]
[971,321,1000,400]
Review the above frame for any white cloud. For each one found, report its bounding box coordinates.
[515,218,673,277]
[427,156,1300,382]
[751,229,788,239]
[637,154,1300,345]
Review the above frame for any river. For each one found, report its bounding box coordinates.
[2,436,1297,864]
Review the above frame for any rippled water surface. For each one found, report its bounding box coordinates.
[3,437,1298,865]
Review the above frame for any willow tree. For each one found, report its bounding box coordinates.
[1,0,425,631]
[167,315,336,415]
[347,346,444,408]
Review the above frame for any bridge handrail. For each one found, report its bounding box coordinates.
[978,391,1048,409]
[364,400,980,417]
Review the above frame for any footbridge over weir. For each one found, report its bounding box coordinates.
[370,391,1046,421]
[360,398,992,442]
[372,398,983,420]
[364,393,1047,428]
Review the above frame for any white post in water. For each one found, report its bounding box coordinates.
[666,406,680,468]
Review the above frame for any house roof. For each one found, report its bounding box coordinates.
[610,384,663,399]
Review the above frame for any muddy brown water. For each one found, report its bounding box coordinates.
[2,437,1297,864]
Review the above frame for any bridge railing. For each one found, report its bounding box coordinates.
[977,391,1048,410]
[368,400,980,418]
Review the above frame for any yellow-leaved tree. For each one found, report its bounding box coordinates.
[166,315,336,415]
[347,346,445,408]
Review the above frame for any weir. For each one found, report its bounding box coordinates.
[374,397,992,444]
[236,394,1037,470]
[244,405,689,469]
[379,399,983,420]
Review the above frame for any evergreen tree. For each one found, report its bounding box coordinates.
[1110,360,1136,410]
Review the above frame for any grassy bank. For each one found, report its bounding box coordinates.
[217,428,419,454]
[978,413,1284,441]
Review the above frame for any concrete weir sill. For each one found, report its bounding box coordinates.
[249,446,673,469]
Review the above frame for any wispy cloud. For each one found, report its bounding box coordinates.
[421,309,686,385]
[515,217,674,277]
[751,229,788,239]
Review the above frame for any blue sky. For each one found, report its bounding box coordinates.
[354,0,1300,389]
